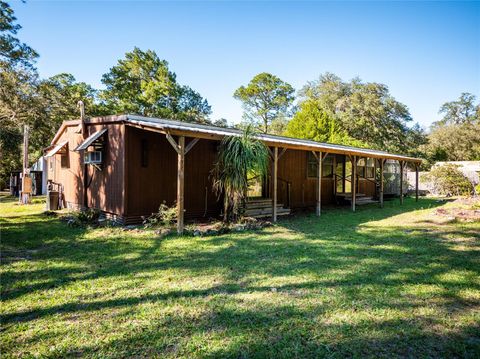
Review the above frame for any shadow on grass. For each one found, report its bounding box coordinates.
[1,197,479,357]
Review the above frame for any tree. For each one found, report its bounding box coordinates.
[213,118,229,127]
[34,73,106,152]
[212,127,269,222]
[435,92,480,126]
[284,99,366,147]
[0,1,38,68]
[420,94,480,166]
[234,73,294,134]
[101,47,211,123]
[299,73,425,154]
[174,85,211,124]
[0,66,104,187]
[421,123,480,164]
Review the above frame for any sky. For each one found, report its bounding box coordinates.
[10,1,480,129]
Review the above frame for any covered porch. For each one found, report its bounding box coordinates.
[122,115,421,233]
[247,149,419,219]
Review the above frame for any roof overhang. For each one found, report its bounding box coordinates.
[45,140,68,157]
[75,128,108,151]
[46,114,422,164]
[125,115,422,164]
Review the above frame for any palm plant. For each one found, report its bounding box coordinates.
[212,126,269,222]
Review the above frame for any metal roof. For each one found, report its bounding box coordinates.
[75,128,107,151]
[45,140,68,157]
[125,115,421,163]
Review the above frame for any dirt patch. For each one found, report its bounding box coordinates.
[434,198,480,222]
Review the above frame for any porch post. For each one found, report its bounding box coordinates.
[399,160,404,205]
[380,159,385,208]
[316,151,323,216]
[351,155,357,212]
[415,163,419,202]
[333,155,337,201]
[177,136,185,234]
[272,147,278,222]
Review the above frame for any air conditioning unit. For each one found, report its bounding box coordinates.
[84,151,102,164]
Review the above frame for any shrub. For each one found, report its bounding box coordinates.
[422,164,473,196]
[144,202,177,228]
[62,208,101,227]
[212,126,269,222]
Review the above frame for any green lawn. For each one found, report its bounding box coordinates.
[1,195,479,358]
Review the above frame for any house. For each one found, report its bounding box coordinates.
[9,156,48,197]
[45,115,422,232]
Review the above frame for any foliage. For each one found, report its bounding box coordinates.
[62,208,101,227]
[299,72,426,154]
[435,92,480,126]
[422,164,473,196]
[421,93,480,167]
[1,196,479,358]
[0,65,106,188]
[143,201,177,228]
[420,122,480,165]
[101,47,211,123]
[234,72,295,134]
[0,1,38,67]
[284,99,366,147]
[213,126,269,222]
[212,118,229,127]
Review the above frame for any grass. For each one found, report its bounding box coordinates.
[1,195,479,358]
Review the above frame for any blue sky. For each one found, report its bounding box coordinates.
[11,1,480,129]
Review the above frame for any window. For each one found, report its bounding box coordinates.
[336,158,344,193]
[307,152,317,178]
[60,153,69,168]
[307,153,334,178]
[322,154,334,177]
[357,158,366,178]
[345,161,352,193]
[366,158,375,178]
[49,157,54,171]
[141,139,148,167]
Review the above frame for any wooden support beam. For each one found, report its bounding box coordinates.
[316,151,323,216]
[351,155,357,212]
[185,138,199,155]
[166,133,180,154]
[177,136,185,234]
[278,147,287,160]
[333,155,337,199]
[380,159,385,208]
[266,146,274,159]
[272,147,278,222]
[399,160,404,205]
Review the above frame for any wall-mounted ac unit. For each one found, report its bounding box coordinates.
[84,151,102,164]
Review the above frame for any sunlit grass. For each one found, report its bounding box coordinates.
[1,195,479,358]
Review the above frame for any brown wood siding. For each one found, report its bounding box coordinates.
[125,127,222,219]
[358,179,376,197]
[48,123,126,216]
[85,123,125,215]
[48,126,85,209]
[276,149,335,209]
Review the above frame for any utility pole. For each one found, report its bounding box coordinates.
[20,124,32,204]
